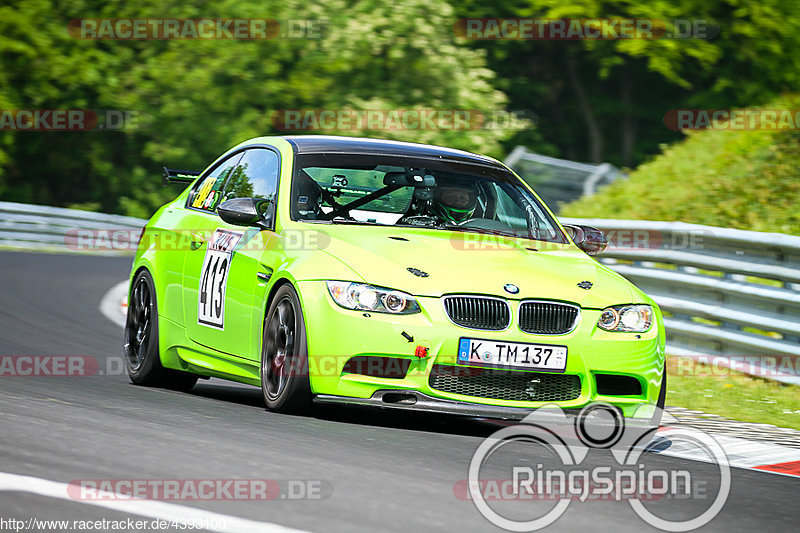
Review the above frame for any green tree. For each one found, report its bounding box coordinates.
[452,0,800,166]
[0,0,517,216]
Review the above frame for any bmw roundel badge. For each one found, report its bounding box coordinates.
[504,283,520,294]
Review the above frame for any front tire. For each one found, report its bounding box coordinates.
[261,284,311,413]
[124,270,198,392]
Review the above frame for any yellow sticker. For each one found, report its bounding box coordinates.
[191,176,216,208]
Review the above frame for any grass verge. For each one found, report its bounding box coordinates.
[667,356,800,430]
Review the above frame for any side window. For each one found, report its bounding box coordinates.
[187,152,244,212]
[221,148,280,226]
[221,149,280,202]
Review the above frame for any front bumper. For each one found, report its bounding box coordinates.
[297,281,666,418]
[314,390,661,435]
[315,390,542,419]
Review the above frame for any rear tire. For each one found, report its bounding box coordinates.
[124,270,198,392]
[261,284,312,413]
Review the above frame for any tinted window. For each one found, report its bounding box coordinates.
[291,153,566,243]
[221,149,280,203]
[187,152,244,212]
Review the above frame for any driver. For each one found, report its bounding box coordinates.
[431,179,479,224]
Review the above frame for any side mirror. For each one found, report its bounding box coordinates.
[218,198,273,229]
[563,224,608,255]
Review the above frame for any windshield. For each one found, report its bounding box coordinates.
[290,153,567,244]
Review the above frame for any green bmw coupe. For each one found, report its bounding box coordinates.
[124,135,666,423]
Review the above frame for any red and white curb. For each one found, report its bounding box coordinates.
[100,279,128,328]
[654,425,800,478]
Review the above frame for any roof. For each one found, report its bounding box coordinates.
[283,135,501,167]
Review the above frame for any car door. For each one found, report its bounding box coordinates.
[180,151,244,351]
[183,147,281,361]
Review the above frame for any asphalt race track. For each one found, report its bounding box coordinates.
[0,250,797,532]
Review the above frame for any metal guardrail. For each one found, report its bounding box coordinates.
[0,201,145,253]
[561,217,800,385]
[1,202,798,383]
[505,146,624,211]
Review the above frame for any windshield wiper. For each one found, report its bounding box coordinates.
[303,218,390,226]
[445,226,521,238]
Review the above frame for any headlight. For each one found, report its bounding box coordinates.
[597,305,653,332]
[326,281,421,314]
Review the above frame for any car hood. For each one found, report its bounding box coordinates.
[298,224,636,307]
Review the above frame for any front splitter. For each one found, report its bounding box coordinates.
[316,389,555,420]
[314,389,661,436]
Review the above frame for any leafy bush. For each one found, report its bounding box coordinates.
[560,97,800,235]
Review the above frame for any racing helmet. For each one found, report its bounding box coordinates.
[431,178,479,223]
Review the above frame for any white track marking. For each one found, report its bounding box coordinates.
[100,280,128,328]
[654,427,800,474]
[0,472,309,533]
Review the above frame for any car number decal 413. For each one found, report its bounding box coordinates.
[198,229,243,330]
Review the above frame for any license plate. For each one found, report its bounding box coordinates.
[457,338,567,372]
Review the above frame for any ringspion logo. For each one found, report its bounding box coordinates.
[466,404,730,531]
